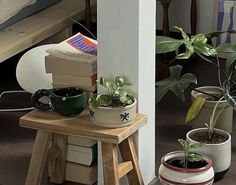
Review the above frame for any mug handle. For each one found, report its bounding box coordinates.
[31,89,52,111]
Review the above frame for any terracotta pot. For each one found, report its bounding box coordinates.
[186,128,231,181]
[159,151,214,185]
[191,86,233,133]
[90,98,137,128]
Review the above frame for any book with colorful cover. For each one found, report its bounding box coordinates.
[46,32,97,61]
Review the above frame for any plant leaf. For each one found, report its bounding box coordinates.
[193,44,217,56]
[98,94,113,107]
[174,26,189,41]
[225,52,236,74]
[156,65,197,103]
[190,143,203,149]
[156,36,184,54]
[99,77,113,89]
[185,97,206,123]
[115,76,130,87]
[216,43,236,53]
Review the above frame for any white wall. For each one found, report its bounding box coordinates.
[97,0,156,184]
[156,0,215,33]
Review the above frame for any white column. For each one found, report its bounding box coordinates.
[97,0,156,184]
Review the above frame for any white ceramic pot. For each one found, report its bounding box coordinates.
[90,98,137,128]
[159,151,214,185]
[186,128,231,180]
[191,86,233,133]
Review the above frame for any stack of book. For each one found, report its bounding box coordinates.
[45,32,97,92]
[65,136,98,185]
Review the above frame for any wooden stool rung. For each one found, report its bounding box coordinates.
[118,161,133,179]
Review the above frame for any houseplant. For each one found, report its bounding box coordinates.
[88,76,136,128]
[186,98,231,180]
[156,26,236,132]
[159,139,214,185]
[156,26,234,180]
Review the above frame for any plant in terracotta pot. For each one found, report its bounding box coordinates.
[159,139,214,185]
[88,76,136,128]
[156,26,236,133]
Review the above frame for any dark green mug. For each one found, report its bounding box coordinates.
[31,87,87,117]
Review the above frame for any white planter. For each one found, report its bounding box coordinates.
[186,128,231,180]
[159,151,214,185]
[191,86,233,133]
[90,98,137,128]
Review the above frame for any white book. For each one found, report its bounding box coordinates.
[66,143,97,166]
[65,162,97,185]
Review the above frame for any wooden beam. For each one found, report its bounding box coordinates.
[101,142,119,185]
[118,161,133,179]
[25,130,50,185]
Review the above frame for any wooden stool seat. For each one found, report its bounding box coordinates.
[20,110,147,185]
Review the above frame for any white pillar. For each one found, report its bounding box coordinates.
[97,0,156,184]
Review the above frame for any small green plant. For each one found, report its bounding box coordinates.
[88,76,135,109]
[178,139,203,168]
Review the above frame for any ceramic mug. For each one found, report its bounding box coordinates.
[31,87,87,116]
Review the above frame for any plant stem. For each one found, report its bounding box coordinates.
[188,86,220,100]
[196,52,229,80]
[216,55,222,88]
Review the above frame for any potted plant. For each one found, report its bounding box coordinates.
[159,139,214,185]
[186,98,231,181]
[156,26,235,180]
[88,76,136,128]
[156,26,236,133]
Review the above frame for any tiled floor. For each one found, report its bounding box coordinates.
[0,55,236,185]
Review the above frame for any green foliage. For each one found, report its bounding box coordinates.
[178,139,203,168]
[88,76,134,109]
[156,26,236,140]
[185,97,206,123]
[156,26,217,60]
[156,65,197,103]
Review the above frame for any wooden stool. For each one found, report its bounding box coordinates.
[20,110,147,185]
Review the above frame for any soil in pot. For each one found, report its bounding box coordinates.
[189,131,228,144]
[167,158,208,168]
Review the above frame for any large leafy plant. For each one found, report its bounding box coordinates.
[88,76,135,109]
[156,26,236,137]
[156,26,236,104]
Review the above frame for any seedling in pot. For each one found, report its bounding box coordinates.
[167,139,203,168]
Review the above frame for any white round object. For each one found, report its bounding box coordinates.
[16,44,55,93]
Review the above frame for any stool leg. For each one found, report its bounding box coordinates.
[48,133,67,184]
[101,142,119,185]
[25,130,50,185]
[119,137,144,185]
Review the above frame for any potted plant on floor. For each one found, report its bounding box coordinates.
[186,98,231,180]
[88,76,136,128]
[156,26,235,180]
[159,139,214,185]
[156,26,236,133]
